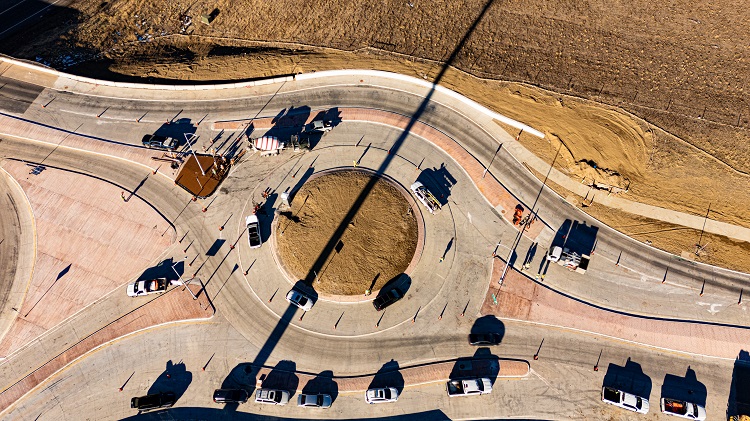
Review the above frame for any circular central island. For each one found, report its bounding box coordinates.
[274,169,421,297]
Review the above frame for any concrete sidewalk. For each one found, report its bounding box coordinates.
[482,258,750,360]
[0,283,212,415]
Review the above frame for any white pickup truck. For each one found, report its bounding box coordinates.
[446,378,493,397]
[127,278,170,297]
[410,182,441,214]
[602,386,649,414]
[660,398,706,420]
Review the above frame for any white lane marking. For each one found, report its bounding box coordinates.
[696,302,723,315]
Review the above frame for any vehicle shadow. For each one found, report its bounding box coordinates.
[261,360,299,398]
[728,350,750,419]
[312,107,343,128]
[153,118,196,153]
[301,370,339,403]
[603,358,652,401]
[469,315,505,345]
[146,360,192,402]
[256,192,278,245]
[368,359,405,395]
[121,408,452,420]
[373,273,412,299]
[137,258,178,281]
[220,363,256,394]
[551,219,599,256]
[416,163,456,206]
[263,105,311,145]
[662,366,707,406]
[449,348,500,384]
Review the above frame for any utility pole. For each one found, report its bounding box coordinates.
[483,143,503,178]
[696,203,711,255]
[185,133,206,176]
[172,260,198,300]
[499,142,559,285]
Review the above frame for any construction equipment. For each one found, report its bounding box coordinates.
[249,136,285,156]
[410,182,441,214]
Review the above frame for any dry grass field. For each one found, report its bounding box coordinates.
[1,0,748,269]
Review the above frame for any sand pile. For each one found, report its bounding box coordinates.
[275,170,418,296]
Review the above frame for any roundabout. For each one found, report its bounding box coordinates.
[228,131,493,336]
[0,60,748,420]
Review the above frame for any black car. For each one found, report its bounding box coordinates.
[131,392,176,411]
[141,134,178,151]
[372,288,402,311]
[468,333,502,346]
[213,388,250,403]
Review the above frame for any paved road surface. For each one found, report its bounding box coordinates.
[0,61,747,420]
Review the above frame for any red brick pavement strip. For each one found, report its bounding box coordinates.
[252,359,529,393]
[214,108,545,240]
[482,258,750,359]
[0,285,212,414]
[0,115,173,176]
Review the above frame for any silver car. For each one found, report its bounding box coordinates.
[297,393,332,408]
[365,387,399,404]
[286,289,314,311]
[255,388,290,405]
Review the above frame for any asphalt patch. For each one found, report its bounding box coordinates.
[0,76,44,114]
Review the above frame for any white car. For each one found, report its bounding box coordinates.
[602,387,649,414]
[297,393,332,408]
[255,388,290,405]
[286,289,314,311]
[365,387,399,404]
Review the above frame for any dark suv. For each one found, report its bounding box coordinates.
[372,288,402,311]
[141,134,178,150]
[131,392,176,411]
[213,388,249,403]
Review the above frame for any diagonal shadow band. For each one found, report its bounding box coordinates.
[246,0,498,373]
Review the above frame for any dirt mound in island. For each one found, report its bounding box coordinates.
[275,170,419,296]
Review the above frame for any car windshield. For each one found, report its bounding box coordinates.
[297,296,308,306]
[635,397,642,409]
[317,395,323,405]
[273,392,282,402]
[693,406,699,417]
[383,389,391,399]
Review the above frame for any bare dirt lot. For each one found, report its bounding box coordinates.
[1,0,748,270]
[275,170,418,296]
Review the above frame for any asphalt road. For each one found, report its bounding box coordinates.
[0,66,748,420]
[12,76,749,325]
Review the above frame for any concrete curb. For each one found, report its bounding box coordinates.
[0,166,36,347]
[297,70,545,139]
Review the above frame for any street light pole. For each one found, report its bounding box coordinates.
[172,261,198,300]
[499,141,559,286]
[482,143,503,178]
[185,133,206,176]
[696,203,711,255]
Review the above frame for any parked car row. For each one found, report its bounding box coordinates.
[601,386,706,419]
